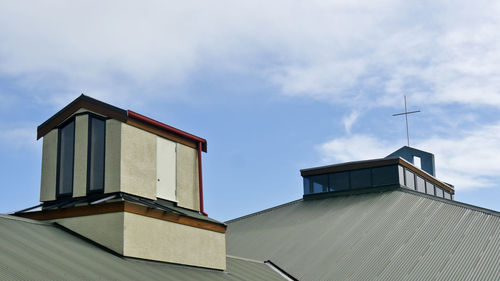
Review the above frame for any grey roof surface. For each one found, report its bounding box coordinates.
[226,189,500,281]
[0,215,285,281]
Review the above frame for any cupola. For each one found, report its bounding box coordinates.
[15,95,226,270]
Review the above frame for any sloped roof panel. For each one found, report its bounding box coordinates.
[0,215,286,281]
[226,190,500,281]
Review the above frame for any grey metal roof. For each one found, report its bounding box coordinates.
[226,189,500,281]
[0,215,285,281]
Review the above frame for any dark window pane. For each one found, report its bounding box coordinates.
[416,176,425,193]
[372,165,398,187]
[405,169,415,190]
[58,121,75,196]
[425,182,435,195]
[89,118,105,192]
[350,169,371,189]
[311,174,328,193]
[329,172,349,191]
[303,177,311,195]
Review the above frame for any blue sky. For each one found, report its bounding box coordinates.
[1,1,499,221]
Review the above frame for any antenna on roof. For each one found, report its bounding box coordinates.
[392,95,420,147]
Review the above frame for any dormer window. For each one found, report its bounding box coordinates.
[88,116,106,193]
[56,119,75,197]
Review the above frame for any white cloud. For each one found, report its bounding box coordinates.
[342,110,360,134]
[1,1,500,109]
[318,122,500,190]
[0,125,39,150]
[318,135,397,163]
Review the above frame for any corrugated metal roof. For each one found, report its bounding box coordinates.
[226,189,500,281]
[0,215,286,281]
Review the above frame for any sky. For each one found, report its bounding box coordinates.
[0,1,499,221]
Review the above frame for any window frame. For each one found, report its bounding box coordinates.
[56,117,76,198]
[86,113,107,195]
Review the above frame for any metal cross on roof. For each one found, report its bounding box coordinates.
[392,95,420,147]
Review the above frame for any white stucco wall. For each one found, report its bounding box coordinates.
[120,123,157,200]
[104,119,121,194]
[40,129,58,202]
[176,144,200,211]
[53,212,125,254]
[73,115,88,197]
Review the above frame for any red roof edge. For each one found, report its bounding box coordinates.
[127,110,207,152]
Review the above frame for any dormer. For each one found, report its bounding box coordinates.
[16,95,226,270]
[37,95,206,210]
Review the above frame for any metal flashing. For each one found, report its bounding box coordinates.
[127,110,207,152]
[13,192,225,232]
[264,260,298,281]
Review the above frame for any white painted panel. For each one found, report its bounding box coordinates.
[156,137,176,201]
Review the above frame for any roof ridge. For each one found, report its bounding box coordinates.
[225,199,302,224]
[226,189,500,224]
[0,214,52,225]
[397,188,500,217]
[226,255,265,264]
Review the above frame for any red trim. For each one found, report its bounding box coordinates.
[198,142,207,216]
[127,110,207,152]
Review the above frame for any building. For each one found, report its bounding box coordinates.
[1,96,499,280]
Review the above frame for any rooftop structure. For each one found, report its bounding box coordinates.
[15,95,226,270]
[301,147,454,201]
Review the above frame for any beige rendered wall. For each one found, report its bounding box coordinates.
[52,212,124,254]
[73,115,89,197]
[75,108,106,117]
[104,120,121,194]
[123,212,226,270]
[120,123,157,200]
[176,144,200,211]
[40,129,58,202]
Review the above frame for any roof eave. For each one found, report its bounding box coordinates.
[37,94,128,139]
